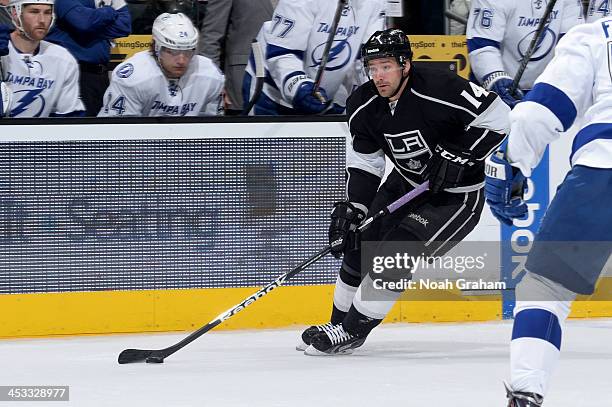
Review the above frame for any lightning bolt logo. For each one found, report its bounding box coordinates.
[310,40,352,71]
[11,88,45,117]
[327,40,347,64]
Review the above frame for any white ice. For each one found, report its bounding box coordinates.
[2,320,612,407]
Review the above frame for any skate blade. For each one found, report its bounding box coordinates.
[295,339,309,351]
[303,344,354,356]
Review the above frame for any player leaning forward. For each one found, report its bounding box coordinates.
[99,12,224,117]
[0,0,84,118]
[299,28,510,356]
[485,16,612,407]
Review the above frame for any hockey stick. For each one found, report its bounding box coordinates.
[242,40,265,115]
[508,0,557,96]
[311,0,347,103]
[117,180,430,364]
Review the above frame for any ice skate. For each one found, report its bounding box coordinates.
[504,382,543,407]
[296,322,337,351]
[304,324,365,356]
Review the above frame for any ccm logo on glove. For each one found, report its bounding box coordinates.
[435,145,475,166]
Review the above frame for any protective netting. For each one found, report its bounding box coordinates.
[0,137,344,293]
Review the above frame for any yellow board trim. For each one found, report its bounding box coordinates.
[2,279,611,338]
[0,285,497,338]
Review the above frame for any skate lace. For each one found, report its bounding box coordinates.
[320,324,352,345]
[316,322,334,332]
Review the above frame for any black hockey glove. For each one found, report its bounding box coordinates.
[329,201,366,259]
[426,143,476,193]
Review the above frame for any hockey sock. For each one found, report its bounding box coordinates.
[510,308,561,396]
[510,272,575,396]
[341,273,403,336]
[331,266,361,324]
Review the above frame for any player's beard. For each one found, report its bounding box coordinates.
[23,23,50,42]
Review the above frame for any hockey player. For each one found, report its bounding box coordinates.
[299,28,510,356]
[586,0,610,21]
[99,12,224,117]
[242,0,385,115]
[484,17,612,406]
[45,0,132,116]
[0,0,85,117]
[466,0,584,107]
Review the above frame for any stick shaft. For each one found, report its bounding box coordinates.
[509,0,557,95]
[242,41,265,115]
[312,0,347,97]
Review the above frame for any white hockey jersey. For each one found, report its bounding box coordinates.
[507,17,612,175]
[245,0,385,109]
[466,0,584,90]
[99,51,224,117]
[0,40,84,117]
[586,0,611,22]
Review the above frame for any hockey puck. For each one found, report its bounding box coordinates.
[146,356,164,364]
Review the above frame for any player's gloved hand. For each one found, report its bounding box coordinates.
[0,25,14,57]
[329,201,366,258]
[292,82,330,114]
[483,72,524,108]
[484,150,528,226]
[1,81,12,118]
[425,142,476,193]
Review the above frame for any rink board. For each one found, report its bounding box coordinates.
[0,119,609,337]
[2,283,611,338]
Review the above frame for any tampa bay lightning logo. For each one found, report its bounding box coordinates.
[23,56,44,76]
[168,80,181,97]
[10,88,46,117]
[117,63,134,78]
[517,27,556,62]
[309,39,352,71]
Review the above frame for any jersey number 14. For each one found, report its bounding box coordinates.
[461,82,489,109]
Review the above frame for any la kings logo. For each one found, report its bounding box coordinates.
[384,130,432,175]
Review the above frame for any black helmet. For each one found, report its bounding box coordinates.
[361,29,413,70]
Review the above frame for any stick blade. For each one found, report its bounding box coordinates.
[118,349,154,364]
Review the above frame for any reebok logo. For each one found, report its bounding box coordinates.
[408,213,428,227]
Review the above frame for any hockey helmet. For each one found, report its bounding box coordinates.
[8,0,54,15]
[152,12,198,54]
[8,0,55,39]
[361,29,413,70]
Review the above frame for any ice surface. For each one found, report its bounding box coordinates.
[2,320,611,406]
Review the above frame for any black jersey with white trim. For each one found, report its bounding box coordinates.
[345,66,509,212]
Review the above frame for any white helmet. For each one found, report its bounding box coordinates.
[152,12,198,54]
[8,0,56,39]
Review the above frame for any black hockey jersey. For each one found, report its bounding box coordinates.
[345,66,510,212]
